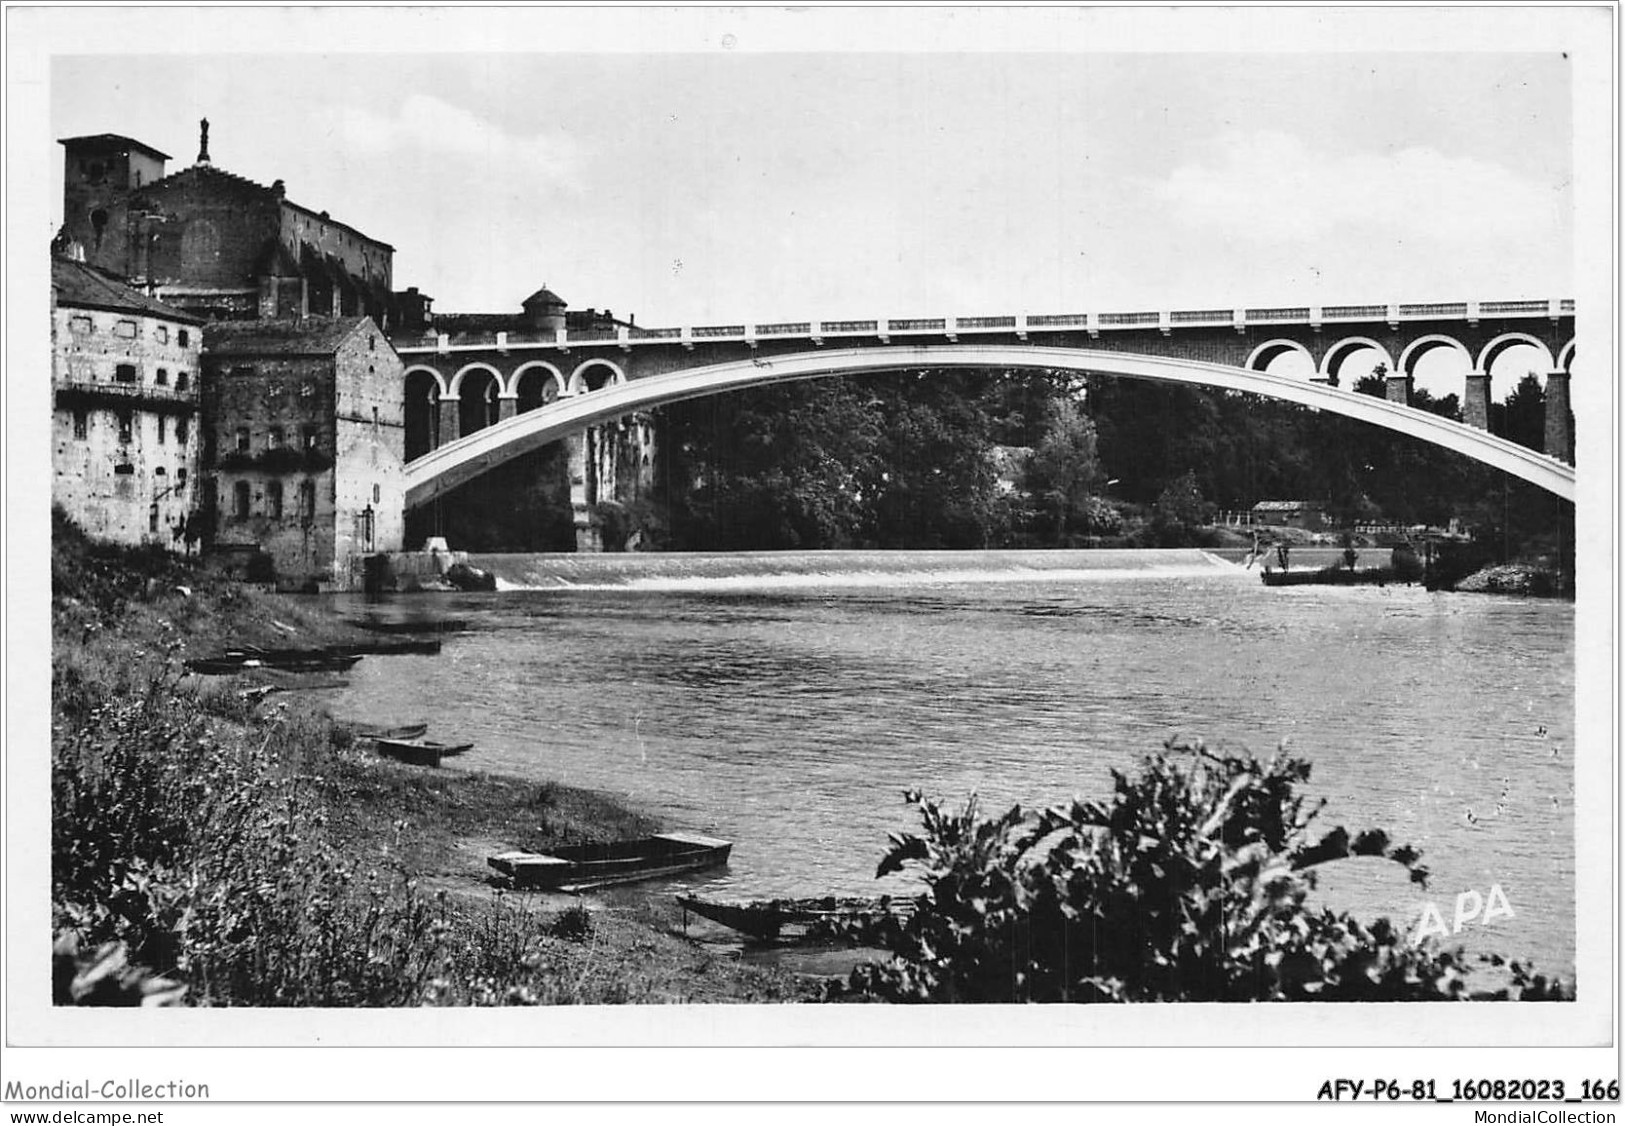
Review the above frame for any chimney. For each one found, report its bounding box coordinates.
[197,117,211,165]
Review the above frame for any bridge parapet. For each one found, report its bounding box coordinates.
[395,297,1573,356]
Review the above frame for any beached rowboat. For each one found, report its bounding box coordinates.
[489,833,732,893]
[342,721,429,741]
[676,894,915,941]
[374,737,473,768]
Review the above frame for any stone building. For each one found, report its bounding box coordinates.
[200,317,405,590]
[52,253,203,549]
[57,124,404,327]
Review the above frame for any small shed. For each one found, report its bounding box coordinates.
[1250,500,1327,530]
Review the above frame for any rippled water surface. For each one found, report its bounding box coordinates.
[324,550,1575,975]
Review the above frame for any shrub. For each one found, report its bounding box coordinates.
[835,736,1570,1003]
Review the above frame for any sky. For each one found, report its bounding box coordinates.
[40,11,1581,327]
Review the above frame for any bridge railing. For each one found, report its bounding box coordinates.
[398,298,1574,355]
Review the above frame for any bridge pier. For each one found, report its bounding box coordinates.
[1463,371,1492,431]
[1544,370,1573,463]
[1384,371,1413,406]
[437,396,461,448]
[498,393,518,422]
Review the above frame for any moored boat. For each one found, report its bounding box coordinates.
[374,737,473,767]
[185,648,364,674]
[342,721,429,741]
[489,832,732,892]
[676,893,915,941]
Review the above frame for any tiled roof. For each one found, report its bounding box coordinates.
[139,165,394,251]
[58,134,172,161]
[203,317,374,356]
[52,256,202,324]
[523,287,566,308]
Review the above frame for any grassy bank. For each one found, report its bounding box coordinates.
[50,512,816,1005]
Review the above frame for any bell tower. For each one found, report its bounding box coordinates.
[57,133,170,275]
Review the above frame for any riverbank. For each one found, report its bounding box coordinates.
[50,513,819,1005]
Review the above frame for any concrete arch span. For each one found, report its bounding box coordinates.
[404,345,1575,508]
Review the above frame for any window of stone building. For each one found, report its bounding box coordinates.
[269,427,285,450]
[373,483,381,504]
[117,411,133,444]
[155,326,168,345]
[157,415,166,445]
[177,468,188,487]
[236,428,250,453]
[369,335,377,352]
[372,407,379,429]
[175,417,189,445]
[72,411,87,440]
[150,505,160,534]
[69,316,93,335]
[178,330,189,348]
[113,320,136,340]
[115,363,137,383]
[154,466,166,477]
[114,463,135,476]
[175,371,189,392]
[233,481,251,519]
[267,480,283,520]
[156,368,168,385]
[302,425,319,451]
[299,479,316,522]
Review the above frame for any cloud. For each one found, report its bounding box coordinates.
[1151,130,1565,245]
[325,94,582,191]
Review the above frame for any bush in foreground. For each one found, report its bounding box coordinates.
[836,737,1570,1003]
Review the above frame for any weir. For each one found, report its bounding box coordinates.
[465,547,1247,592]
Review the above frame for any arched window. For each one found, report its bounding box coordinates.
[299,479,317,523]
[266,480,283,519]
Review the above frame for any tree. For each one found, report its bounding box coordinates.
[1495,372,1546,454]
[835,737,1571,1003]
[1023,397,1104,543]
[1150,470,1210,545]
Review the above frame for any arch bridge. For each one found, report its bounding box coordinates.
[393,298,1577,510]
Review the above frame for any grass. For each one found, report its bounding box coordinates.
[51,509,818,1006]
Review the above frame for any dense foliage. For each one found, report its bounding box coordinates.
[835,737,1571,1003]
[647,368,1568,558]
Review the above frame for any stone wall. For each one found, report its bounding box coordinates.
[332,323,407,580]
[52,304,200,548]
[203,354,341,589]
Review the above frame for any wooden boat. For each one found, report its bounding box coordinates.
[374,737,473,767]
[341,720,429,741]
[489,832,732,892]
[676,893,915,941]
[1261,566,1401,588]
[186,648,364,675]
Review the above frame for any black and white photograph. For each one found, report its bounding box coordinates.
[3,3,1617,1117]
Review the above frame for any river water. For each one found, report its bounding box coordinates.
[322,549,1575,978]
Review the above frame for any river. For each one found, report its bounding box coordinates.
[321,549,1575,978]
